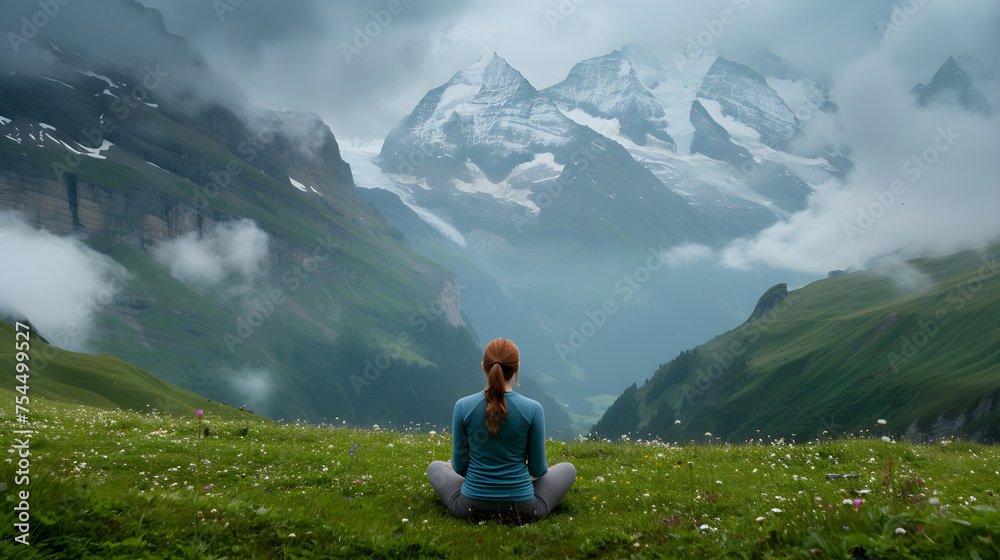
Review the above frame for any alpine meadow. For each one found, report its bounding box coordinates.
[1,0,999,558]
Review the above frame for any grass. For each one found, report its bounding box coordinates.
[2,397,999,559]
[624,242,1000,443]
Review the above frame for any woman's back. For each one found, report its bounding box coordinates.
[426,337,575,523]
[451,390,547,501]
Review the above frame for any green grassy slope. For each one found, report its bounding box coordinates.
[596,243,1000,442]
[0,320,251,421]
[2,398,999,559]
[0,89,501,428]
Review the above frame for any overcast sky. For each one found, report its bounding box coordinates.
[2,0,998,286]
[134,0,997,141]
[134,0,1000,275]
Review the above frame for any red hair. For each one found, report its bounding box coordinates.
[482,338,519,436]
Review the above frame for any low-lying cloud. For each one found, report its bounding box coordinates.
[659,243,715,268]
[0,211,129,351]
[152,219,270,299]
[225,367,275,417]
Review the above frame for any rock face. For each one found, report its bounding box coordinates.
[689,99,753,168]
[0,64,359,246]
[911,56,993,115]
[746,283,789,323]
[0,3,512,432]
[696,57,798,149]
[544,50,673,146]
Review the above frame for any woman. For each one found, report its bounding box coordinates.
[426,338,576,523]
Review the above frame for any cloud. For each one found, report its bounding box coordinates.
[132,0,896,139]
[871,256,933,294]
[0,0,246,115]
[659,243,715,268]
[225,367,274,416]
[719,0,1000,274]
[0,211,129,351]
[152,219,269,298]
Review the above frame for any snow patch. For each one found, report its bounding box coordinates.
[698,98,762,145]
[39,122,57,131]
[766,77,825,121]
[0,116,11,126]
[341,147,467,248]
[560,107,623,140]
[645,49,719,155]
[618,59,632,78]
[46,134,112,159]
[529,152,565,174]
[45,132,114,159]
[451,162,538,212]
[77,71,119,89]
[288,177,309,192]
[41,76,76,90]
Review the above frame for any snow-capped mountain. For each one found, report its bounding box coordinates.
[377,52,711,248]
[544,51,673,147]
[543,46,843,225]
[380,54,578,182]
[0,1,582,434]
[912,56,994,115]
[354,47,835,420]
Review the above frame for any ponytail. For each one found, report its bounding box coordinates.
[484,362,507,436]
[481,338,519,436]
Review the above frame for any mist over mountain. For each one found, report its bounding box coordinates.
[2,0,998,438]
[348,44,852,427]
[0,0,572,434]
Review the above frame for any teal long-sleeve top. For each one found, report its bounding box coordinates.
[450,391,548,501]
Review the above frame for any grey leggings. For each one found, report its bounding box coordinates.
[426,461,576,523]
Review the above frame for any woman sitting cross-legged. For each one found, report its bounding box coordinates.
[426,338,576,524]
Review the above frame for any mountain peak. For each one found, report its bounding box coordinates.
[475,53,536,104]
[912,55,993,115]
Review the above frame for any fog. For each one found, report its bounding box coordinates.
[0,211,129,351]
[152,219,270,299]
